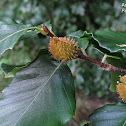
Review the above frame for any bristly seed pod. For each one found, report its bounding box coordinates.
[120,75,126,84]
[49,37,79,62]
[116,75,126,103]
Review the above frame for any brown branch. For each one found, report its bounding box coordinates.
[77,50,126,73]
[43,24,126,73]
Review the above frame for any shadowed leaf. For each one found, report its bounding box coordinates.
[0,49,75,126]
[90,102,126,126]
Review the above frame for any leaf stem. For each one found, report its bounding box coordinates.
[81,49,88,56]
[101,54,107,63]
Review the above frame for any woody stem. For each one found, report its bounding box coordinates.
[77,50,126,73]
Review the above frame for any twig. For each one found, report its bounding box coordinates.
[42,24,126,74]
[77,50,126,73]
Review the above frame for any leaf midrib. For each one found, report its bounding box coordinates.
[13,62,62,126]
[0,27,36,44]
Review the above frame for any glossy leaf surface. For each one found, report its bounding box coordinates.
[90,102,126,126]
[0,50,75,126]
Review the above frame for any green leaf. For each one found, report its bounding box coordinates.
[0,49,75,126]
[0,24,28,55]
[89,35,124,59]
[22,20,53,39]
[68,30,84,38]
[81,31,93,38]
[21,26,40,39]
[68,31,92,50]
[89,102,126,126]
[93,28,126,53]
[92,41,123,60]
[0,19,18,26]
[0,20,53,56]
[78,38,89,49]
[1,63,29,78]
[107,57,126,92]
[68,30,92,38]
[69,29,123,59]
[35,20,56,37]
[0,20,40,40]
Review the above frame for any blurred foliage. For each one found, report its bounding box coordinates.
[67,46,112,100]
[1,0,126,35]
[0,0,125,99]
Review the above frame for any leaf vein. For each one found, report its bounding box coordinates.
[13,62,62,126]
